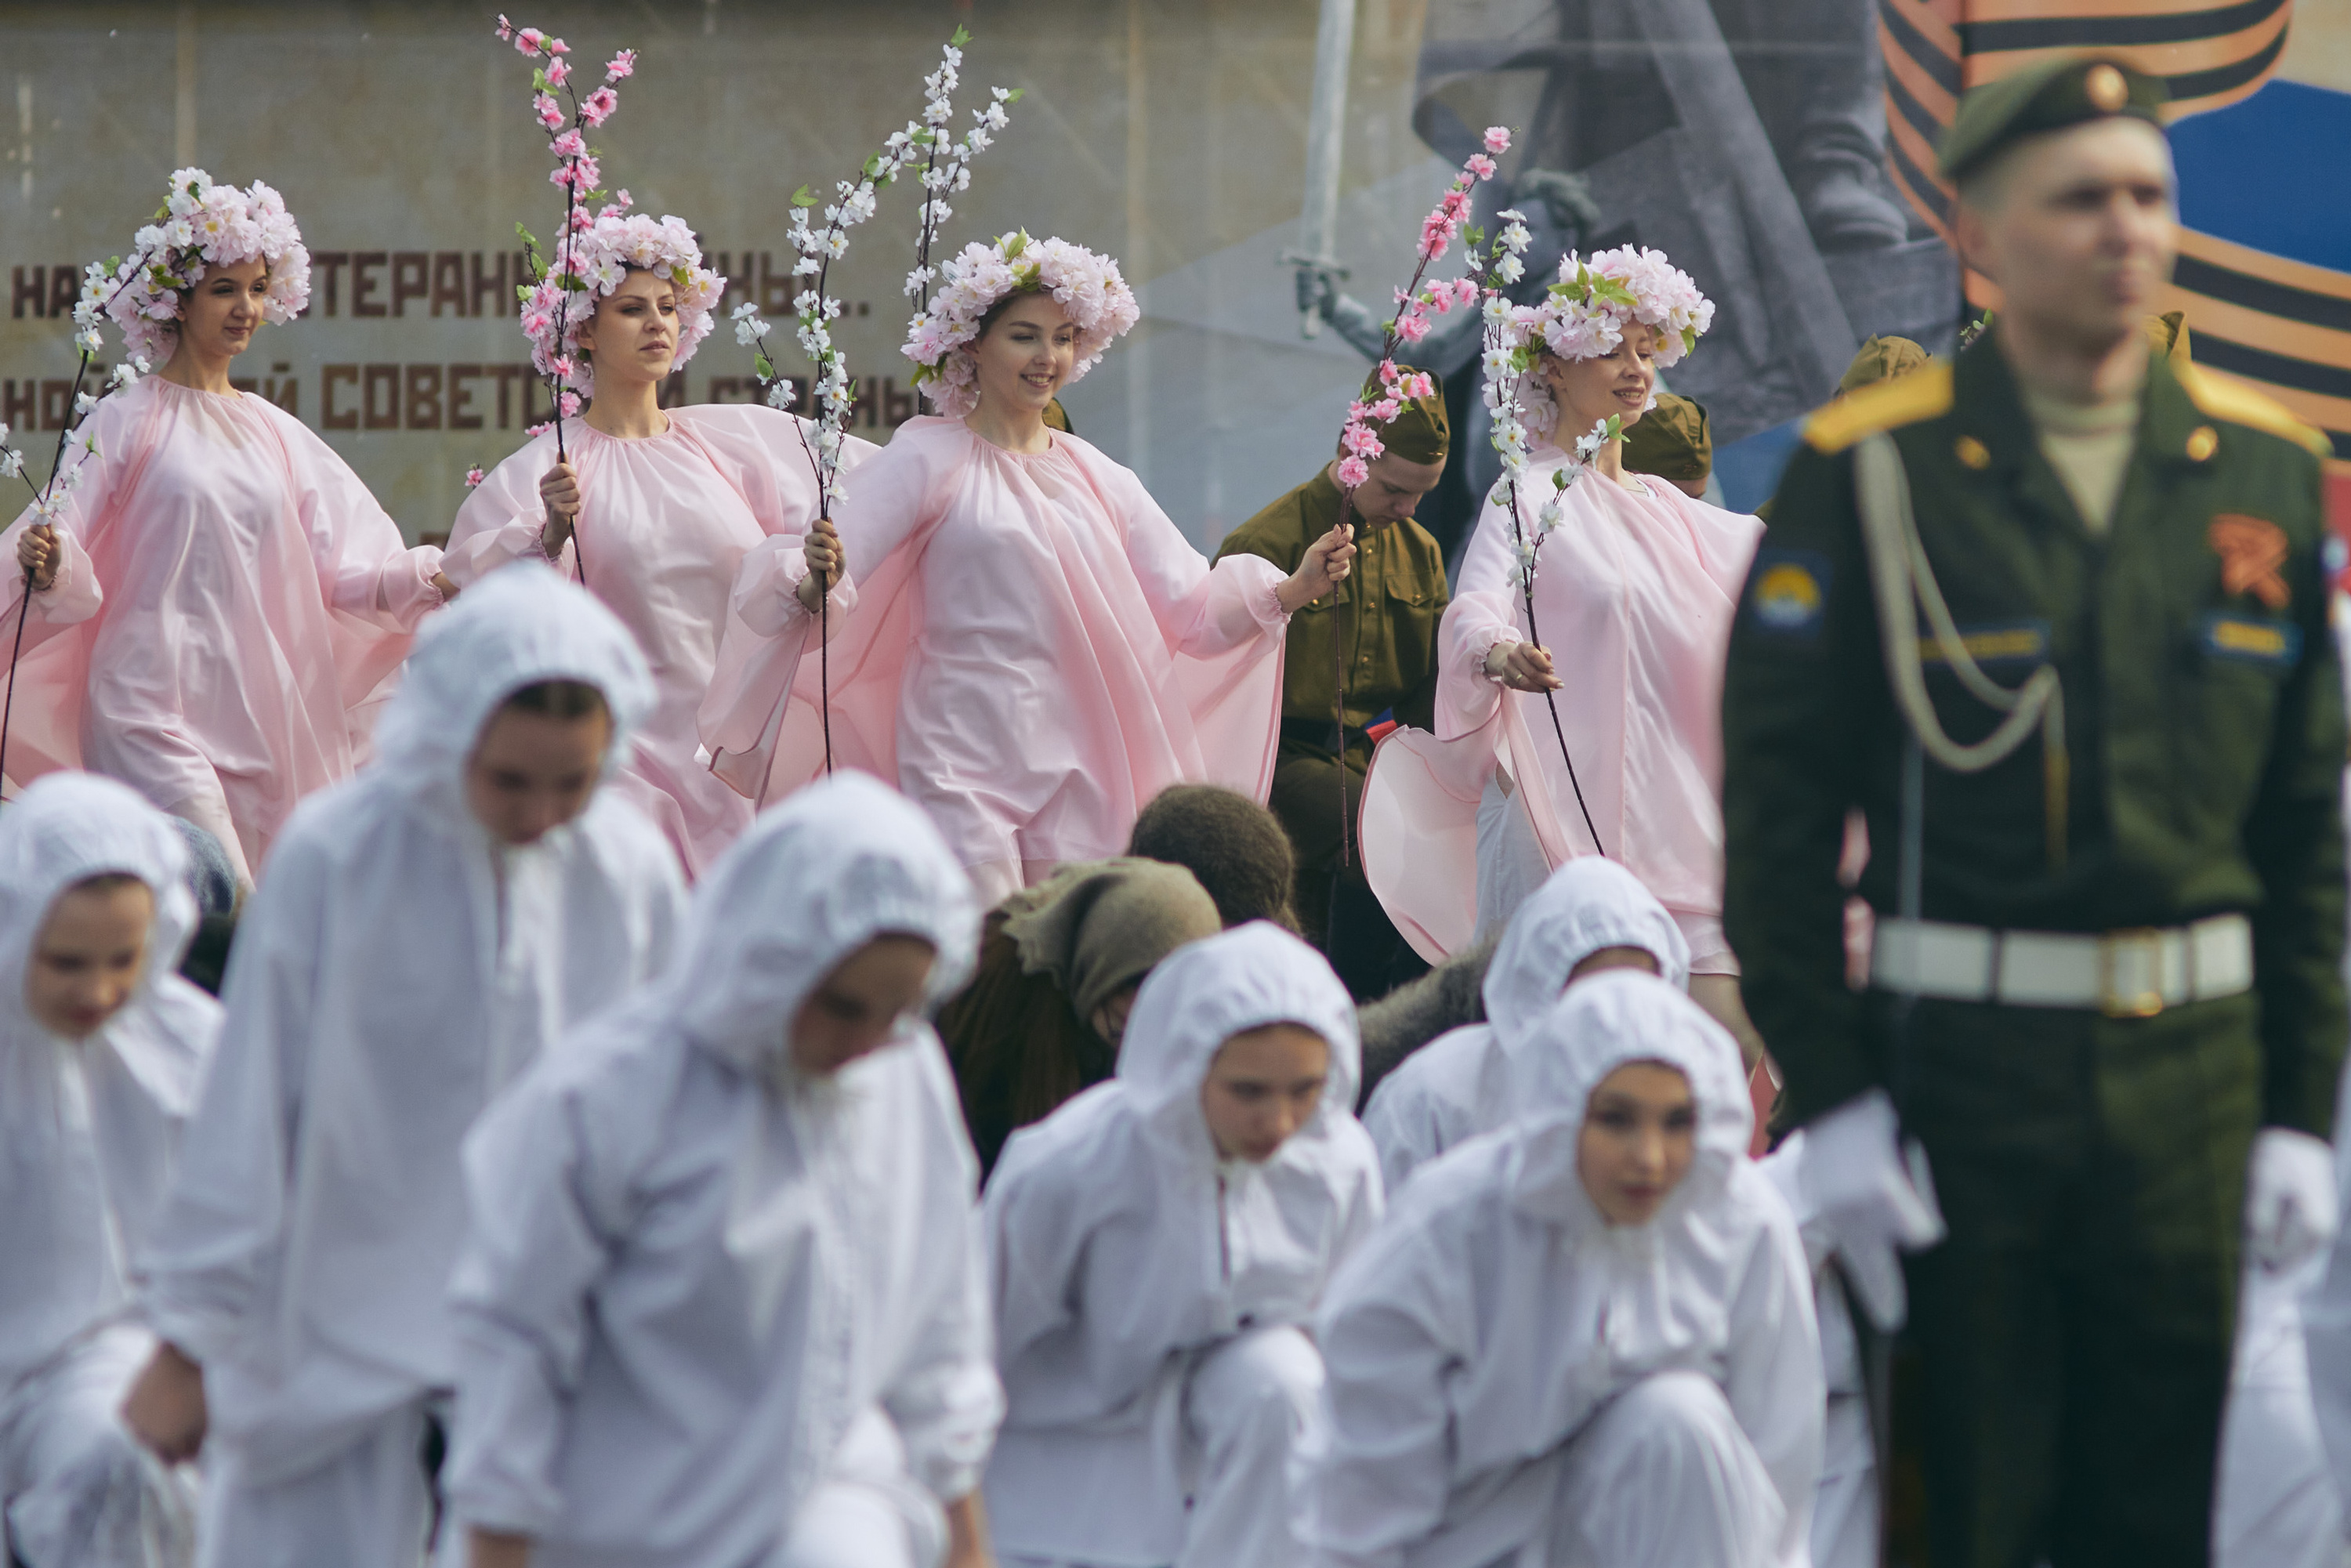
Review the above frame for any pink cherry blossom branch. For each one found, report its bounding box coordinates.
[1317,126,1510,879]
[494,16,635,586]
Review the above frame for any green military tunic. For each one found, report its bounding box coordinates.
[1721,335,2344,1564]
[1215,467,1448,942]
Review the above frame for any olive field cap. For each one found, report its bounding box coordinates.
[1838,335,1932,396]
[1359,368,1450,465]
[1622,393,1711,480]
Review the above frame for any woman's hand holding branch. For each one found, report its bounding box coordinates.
[795,515,843,614]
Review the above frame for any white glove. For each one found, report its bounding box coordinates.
[1757,1130,1836,1273]
[1798,1088,1947,1333]
[2246,1128,2338,1273]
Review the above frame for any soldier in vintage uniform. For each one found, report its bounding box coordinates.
[1722,56,2345,1565]
[1216,375,1451,994]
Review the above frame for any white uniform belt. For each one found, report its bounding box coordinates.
[1869,914,2252,1017]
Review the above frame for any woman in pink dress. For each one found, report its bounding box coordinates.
[1365,246,1766,1045]
[700,233,1355,905]
[3,170,451,889]
[446,208,869,877]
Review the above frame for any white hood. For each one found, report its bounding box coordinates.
[1114,920,1362,1168]
[1361,859,1696,1193]
[371,559,654,806]
[1505,969,1753,1229]
[668,770,976,1075]
[1,773,218,1388]
[1483,858,1692,1046]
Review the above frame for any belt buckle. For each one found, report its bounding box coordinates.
[2099,928,2166,1018]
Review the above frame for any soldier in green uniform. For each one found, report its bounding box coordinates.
[1721,56,2345,1566]
[1215,373,1451,994]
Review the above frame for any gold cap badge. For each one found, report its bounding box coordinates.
[1955,435,1991,470]
[2085,63,2128,113]
[2186,425,2218,462]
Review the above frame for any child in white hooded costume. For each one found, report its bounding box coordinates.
[0,773,216,1567]
[1297,970,1820,1568]
[984,922,1384,1568]
[1360,857,1690,1193]
[123,562,684,1568]
[440,770,1003,1568]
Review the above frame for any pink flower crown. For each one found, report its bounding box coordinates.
[519,207,726,396]
[1528,245,1714,371]
[103,168,313,369]
[902,231,1140,418]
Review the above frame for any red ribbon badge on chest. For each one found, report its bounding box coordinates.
[2209,515,2290,610]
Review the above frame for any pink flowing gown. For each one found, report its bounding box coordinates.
[1364,450,1761,959]
[0,377,444,866]
[447,404,869,878]
[697,416,1291,900]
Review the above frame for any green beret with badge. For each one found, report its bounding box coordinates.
[1938,54,2168,183]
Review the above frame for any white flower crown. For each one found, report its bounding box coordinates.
[901,231,1140,419]
[103,168,312,369]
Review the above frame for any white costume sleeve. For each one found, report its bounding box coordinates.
[1720,1169,1827,1568]
[139,842,328,1367]
[1298,1224,1465,1568]
[444,1053,641,1536]
[878,1048,1003,1503]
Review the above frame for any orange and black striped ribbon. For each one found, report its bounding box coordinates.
[1878,0,2349,462]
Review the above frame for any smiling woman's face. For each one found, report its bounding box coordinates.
[173,255,270,365]
[969,292,1078,418]
[1541,319,1659,440]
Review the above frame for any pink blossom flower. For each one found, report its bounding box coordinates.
[524,419,555,438]
[1336,455,1371,489]
[1400,371,1436,400]
[551,154,601,190]
[1453,277,1480,309]
[1371,397,1400,421]
[545,55,571,89]
[533,92,563,129]
[605,49,636,81]
[1483,125,1511,154]
[494,15,513,40]
[516,27,545,53]
[465,465,487,489]
[551,353,576,378]
[550,129,586,159]
[544,35,568,54]
[1465,154,1497,180]
[558,390,582,417]
[581,86,618,126]
[1396,311,1430,344]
